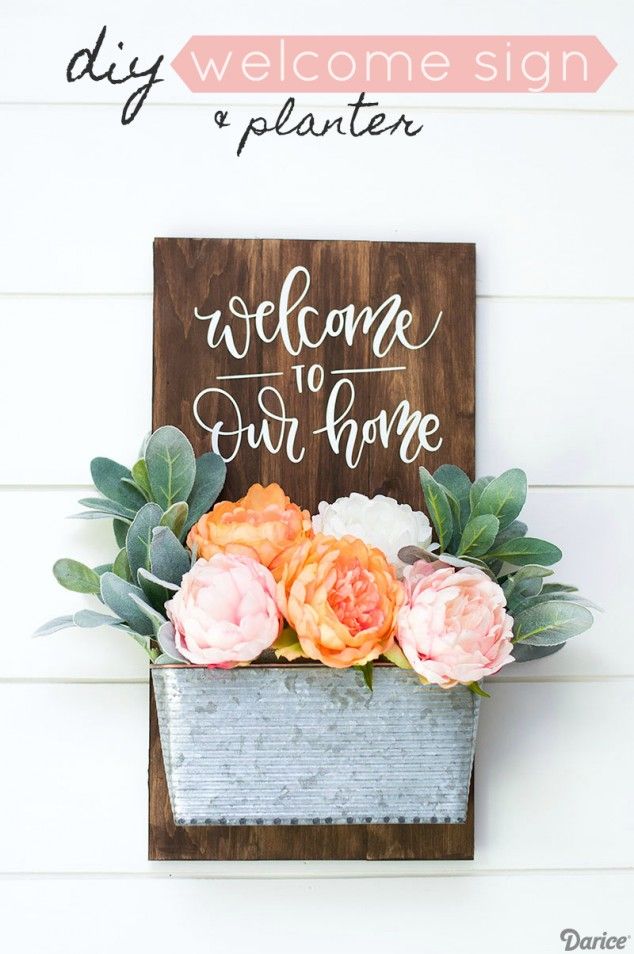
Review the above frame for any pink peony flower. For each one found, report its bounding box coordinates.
[165,554,282,667]
[396,561,514,688]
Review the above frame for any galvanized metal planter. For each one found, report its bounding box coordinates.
[151,664,479,827]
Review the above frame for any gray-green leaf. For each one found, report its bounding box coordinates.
[505,565,554,607]
[160,502,189,541]
[184,451,227,534]
[487,537,562,567]
[419,467,453,550]
[458,514,500,557]
[33,615,75,638]
[113,548,133,582]
[90,457,146,510]
[113,519,129,549]
[73,609,123,628]
[511,642,566,663]
[513,600,593,646]
[77,496,137,521]
[493,520,528,548]
[469,475,493,511]
[100,572,154,636]
[126,503,163,579]
[129,594,167,635]
[471,468,527,530]
[433,464,472,527]
[131,458,152,500]
[145,426,196,511]
[157,620,187,662]
[150,526,191,585]
[53,559,101,595]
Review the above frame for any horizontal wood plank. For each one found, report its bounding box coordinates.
[1,871,632,954]
[0,109,632,296]
[0,681,631,872]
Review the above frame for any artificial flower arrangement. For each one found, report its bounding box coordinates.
[37,425,597,696]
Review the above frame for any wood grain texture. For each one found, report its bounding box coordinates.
[150,237,475,860]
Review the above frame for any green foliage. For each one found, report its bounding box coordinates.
[458,514,499,557]
[39,426,227,660]
[513,600,594,646]
[419,467,454,550]
[355,661,374,691]
[160,502,189,540]
[75,426,226,539]
[53,559,101,595]
[145,426,196,511]
[403,465,597,662]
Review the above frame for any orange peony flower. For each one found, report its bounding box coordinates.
[186,482,312,568]
[271,533,404,668]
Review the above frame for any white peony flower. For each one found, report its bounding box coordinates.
[312,492,432,577]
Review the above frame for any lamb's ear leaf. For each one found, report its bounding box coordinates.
[487,537,562,568]
[397,545,434,565]
[33,616,75,638]
[433,464,472,527]
[157,620,187,662]
[150,526,191,585]
[184,452,227,534]
[419,467,453,551]
[160,502,189,541]
[513,600,593,646]
[493,520,528,549]
[511,642,565,663]
[138,568,179,592]
[100,572,154,637]
[469,476,494,511]
[131,459,152,501]
[53,559,101,595]
[145,426,196,511]
[113,519,129,550]
[90,457,146,510]
[113,548,133,582]
[505,564,554,607]
[129,594,167,636]
[73,609,123,628]
[78,497,137,521]
[137,568,172,615]
[126,503,164,579]
[457,514,500,557]
[471,468,527,531]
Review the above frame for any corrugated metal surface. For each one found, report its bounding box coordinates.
[151,665,479,827]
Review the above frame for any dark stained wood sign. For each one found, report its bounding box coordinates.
[150,237,475,861]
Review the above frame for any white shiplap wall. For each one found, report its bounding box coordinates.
[0,2,632,952]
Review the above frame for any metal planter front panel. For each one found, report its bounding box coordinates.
[151,665,479,827]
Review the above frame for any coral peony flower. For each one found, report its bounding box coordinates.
[187,482,312,568]
[312,492,432,576]
[272,533,404,668]
[396,561,514,688]
[165,554,282,667]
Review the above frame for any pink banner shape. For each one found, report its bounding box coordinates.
[171,35,617,94]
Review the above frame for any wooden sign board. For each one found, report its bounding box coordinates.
[150,237,475,861]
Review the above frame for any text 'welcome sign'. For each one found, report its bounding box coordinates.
[153,238,475,514]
